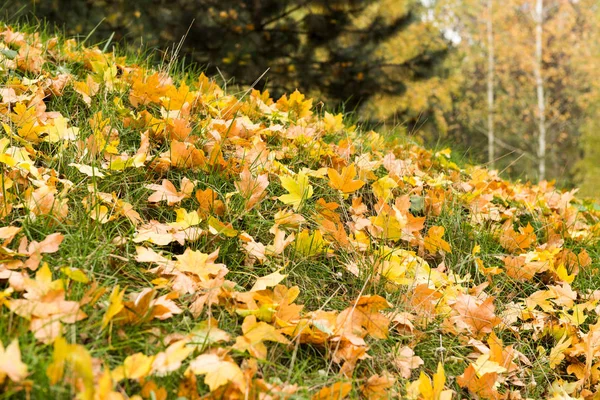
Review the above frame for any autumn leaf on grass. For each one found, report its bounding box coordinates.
[235,167,268,210]
[60,267,89,283]
[146,178,194,206]
[168,140,206,170]
[118,289,183,323]
[124,353,156,381]
[456,364,500,400]
[322,111,344,133]
[112,352,155,381]
[208,216,238,238]
[45,116,79,142]
[499,222,536,253]
[8,263,86,343]
[424,226,452,254]
[25,232,65,260]
[276,89,313,120]
[73,75,99,106]
[503,256,534,281]
[393,346,424,378]
[554,263,576,284]
[169,208,201,229]
[68,163,106,178]
[328,163,365,195]
[251,270,287,292]
[278,172,313,210]
[0,339,28,384]
[196,188,225,217]
[407,362,453,400]
[372,176,397,203]
[549,334,572,369]
[24,184,69,221]
[102,285,125,329]
[237,284,304,326]
[189,318,231,349]
[151,339,193,376]
[295,229,326,257]
[190,352,246,393]
[485,331,518,374]
[451,294,500,338]
[141,380,168,400]
[369,211,404,242]
[335,295,391,344]
[233,315,290,359]
[129,72,169,107]
[360,374,395,400]
[312,382,353,400]
[133,220,203,246]
[46,337,94,400]
[175,248,228,281]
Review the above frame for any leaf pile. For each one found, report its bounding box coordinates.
[0,25,600,399]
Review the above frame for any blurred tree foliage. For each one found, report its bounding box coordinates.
[10,0,449,132]
[435,0,600,184]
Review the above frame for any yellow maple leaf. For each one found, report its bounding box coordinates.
[278,172,313,210]
[45,116,79,142]
[189,353,246,392]
[416,362,453,400]
[323,111,344,133]
[549,334,572,368]
[424,226,452,254]
[102,285,125,329]
[233,315,290,359]
[151,339,193,376]
[169,208,201,229]
[370,211,405,241]
[372,176,397,202]
[46,337,94,400]
[554,263,576,284]
[123,353,155,380]
[295,229,326,257]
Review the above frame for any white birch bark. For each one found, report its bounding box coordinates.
[487,0,495,169]
[534,0,547,180]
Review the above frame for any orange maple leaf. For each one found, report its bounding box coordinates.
[457,364,501,400]
[196,188,225,217]
[328,163,365,194]
[312,382,352,400]
[451,294,501,338]
[499,222,536,253]
[360,374,395,400]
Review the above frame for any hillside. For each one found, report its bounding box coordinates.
[0,25,600,399]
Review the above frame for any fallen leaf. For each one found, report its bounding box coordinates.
[278,172,313,210]
[0,339,28,384]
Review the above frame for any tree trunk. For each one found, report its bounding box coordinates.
[487,0,495,169]
[534,0,547,180]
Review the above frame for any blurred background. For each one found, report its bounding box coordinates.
[6,0,600,196]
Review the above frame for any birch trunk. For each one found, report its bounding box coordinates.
[534,0,547,180]
[487,0,495,169]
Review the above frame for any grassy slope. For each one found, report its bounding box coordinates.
[0,23,600,399]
